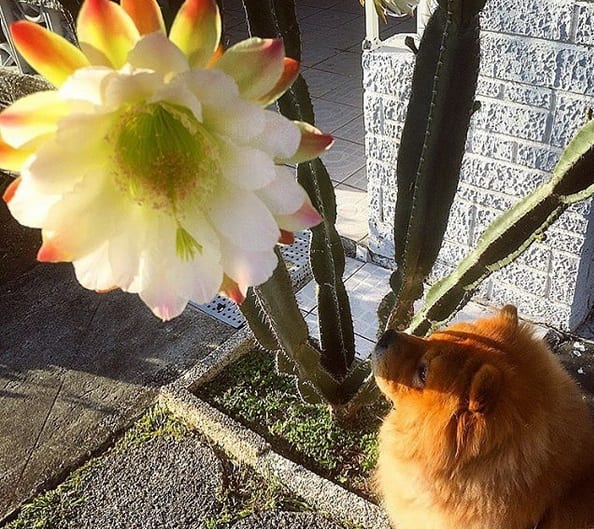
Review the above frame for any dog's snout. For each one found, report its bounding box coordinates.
[375,329,399,355]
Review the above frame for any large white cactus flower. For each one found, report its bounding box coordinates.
[0,0,331,320]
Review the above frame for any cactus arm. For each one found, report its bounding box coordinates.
[253,247,343,403]
[299,160,356,376]
[238,289,280,351]
[379,0,486,330]
[272,0,301,61]
[408,119,594,336]
[241,0,356,375]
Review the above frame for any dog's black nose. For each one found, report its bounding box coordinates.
[375,329,398,356]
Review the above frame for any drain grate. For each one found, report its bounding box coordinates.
[280,231,311,289]
[190,232,312,328]
[189,295,245,328]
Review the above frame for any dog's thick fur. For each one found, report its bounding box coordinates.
[373,306,594,529]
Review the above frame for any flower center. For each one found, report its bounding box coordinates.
[112,102,221,213]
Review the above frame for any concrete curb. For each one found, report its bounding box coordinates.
[159,330,391,529]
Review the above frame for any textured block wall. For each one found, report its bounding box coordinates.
[363,0,594,330]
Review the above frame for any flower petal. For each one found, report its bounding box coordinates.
[279,230,295,245]
[151,79,202,122]
[0,91,68,148]
[127,33,189,77]
[256,166,322,229]
[215,38,285,103]
[59,66,117,108]
[253,110,300,161]
[185,70,265,140]
[10,21,90,87]
[276,201,323,232]
[26,127,108,195]
[286,121,334,164]
[6,172,61,227]
[121,0,165,35]
[202,98,265,143]
[169,0,221,68]
[257,57,299,106]
[42,169,125,260]
[140,284,188,320]
[220,275,245,305]
[138,219,223,319]
[3,176,21,202]
[38,236,71,262]
[72,242,117,290]
[0,140,33,171]
[101,68,162,108]
[207,45,224,68]
[257,165,308,215]
[219,141,276,190]
[77,0,140,68]
[206,188,279,251]
[220,237,279,293]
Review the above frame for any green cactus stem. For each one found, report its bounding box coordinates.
[378,0,486,331]
[251,248,343,404]
[241,0,356,378]
[408,118,594,336]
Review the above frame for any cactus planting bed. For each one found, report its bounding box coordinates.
[195,347,389,501]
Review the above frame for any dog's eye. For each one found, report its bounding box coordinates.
[416,362,428,387]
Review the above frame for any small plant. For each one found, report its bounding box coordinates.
[197,348,385,498]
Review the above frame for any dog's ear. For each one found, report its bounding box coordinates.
[455,364,502,458]
[499,305,518,333]
[468,364,502,414]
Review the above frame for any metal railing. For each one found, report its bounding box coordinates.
[0,0,76,72]
[364,0,436,50]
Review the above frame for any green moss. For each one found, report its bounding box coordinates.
[197,349,388,499]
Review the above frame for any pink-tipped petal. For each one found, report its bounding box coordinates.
[10,21,90,87]
[2,176,21,203]
[287,121,334,164]
[0,91,68,148]
[276,201,323,232]
[257,57,299,106]
[220,275,245,304]
[121,0,165,35]
[215,38,285,103]
[0,140,32,172]
[278,229,295,245]
[220,238,279,295]
[77,0,140,68]
[37,237,71,262]
[169,0,221,68]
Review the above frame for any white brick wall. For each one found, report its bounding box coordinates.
[363,0,594,330]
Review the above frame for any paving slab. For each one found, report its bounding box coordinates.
[0,263,234,518]
[231,511,346,529]
[64,436,222,529]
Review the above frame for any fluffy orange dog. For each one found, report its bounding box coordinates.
[373,306,594,529]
